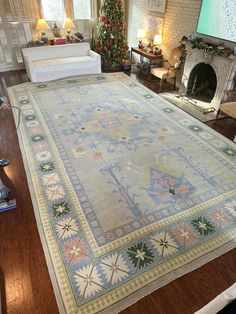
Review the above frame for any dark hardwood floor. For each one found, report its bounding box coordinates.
[0,69,236,314]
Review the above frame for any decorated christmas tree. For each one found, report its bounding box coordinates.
[96,0,129,67]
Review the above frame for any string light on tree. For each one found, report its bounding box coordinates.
[96,0,129,67]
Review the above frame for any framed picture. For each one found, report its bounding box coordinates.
[148,0,167,16]
[146,15,163,40]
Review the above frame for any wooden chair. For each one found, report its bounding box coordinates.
[150,46,184,90]
[214,102,236,124]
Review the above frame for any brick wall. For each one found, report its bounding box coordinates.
[127,0,202,58]
[162,0,202,58]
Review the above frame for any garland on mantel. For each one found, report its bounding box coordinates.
[180,33,233,58]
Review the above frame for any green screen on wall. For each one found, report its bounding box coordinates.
[196,0,236,42]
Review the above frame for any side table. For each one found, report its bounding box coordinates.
[131,47,163,79]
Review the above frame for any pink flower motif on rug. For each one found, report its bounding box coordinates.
[63,238,89,265]
[171,223,198,248]
[33,142,48,152]
[208,209,233,229]
[28,127,40,134]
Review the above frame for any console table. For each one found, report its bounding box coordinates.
[131,47,163,79]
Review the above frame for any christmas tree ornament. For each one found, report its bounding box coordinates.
[101,16,107,23]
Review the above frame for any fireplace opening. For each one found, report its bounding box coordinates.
[187,63,217,102]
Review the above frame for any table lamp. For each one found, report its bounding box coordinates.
[36,19,50,43]
[153,34,162,47]
[62,18,75,42]
[153,34,162,55]
[137,29,146,49]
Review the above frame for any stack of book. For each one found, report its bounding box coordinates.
[54,38,67,45]
[0,199,16,212]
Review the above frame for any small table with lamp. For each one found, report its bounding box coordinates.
[131,47,163,79]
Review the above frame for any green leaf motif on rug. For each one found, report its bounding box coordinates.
[32,134,44,142]
[189,125,203,132]
[96,76,106,80]
[40,161,55,173]
[37,84,47,88]
[20,99,29,105]
[25,115,35,121]
[51,200,71,217]
[222,147,236,157]
[191,217,215,236]
[144,94,154,99]
[163,108,174,113]
[127,242,154,269]
[129,83,137,88]
[67,79,77,84]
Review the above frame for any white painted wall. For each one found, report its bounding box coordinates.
[127,0,148,48]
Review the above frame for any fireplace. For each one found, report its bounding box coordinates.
[187,63,217,102]
[182,48,236,110]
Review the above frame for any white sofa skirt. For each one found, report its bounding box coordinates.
[32,56,101,82]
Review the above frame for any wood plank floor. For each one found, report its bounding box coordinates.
[0,69,236,314]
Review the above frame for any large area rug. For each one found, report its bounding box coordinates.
[9,73,236,313]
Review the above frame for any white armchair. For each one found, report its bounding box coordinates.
[151,46,184,90]
[22,43,101,82]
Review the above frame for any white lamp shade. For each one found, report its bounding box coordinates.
[153,34,162,45]
[137,29,146,39]
[62,18,75,29]
[36,19,50,30]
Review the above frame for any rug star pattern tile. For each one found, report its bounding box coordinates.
[9,73,236,313]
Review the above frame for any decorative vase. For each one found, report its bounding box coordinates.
[53,22,61,38]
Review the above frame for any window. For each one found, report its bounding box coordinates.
[73,0,95,19]
[40,0,96,21]
[41,0,65,20]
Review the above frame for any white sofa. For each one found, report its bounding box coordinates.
[22,43,101,82]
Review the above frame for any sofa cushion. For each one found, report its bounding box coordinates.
[22,43,91,61]
[32,56,96,72]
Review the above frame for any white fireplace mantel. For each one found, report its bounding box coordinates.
[182,48,236,110]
